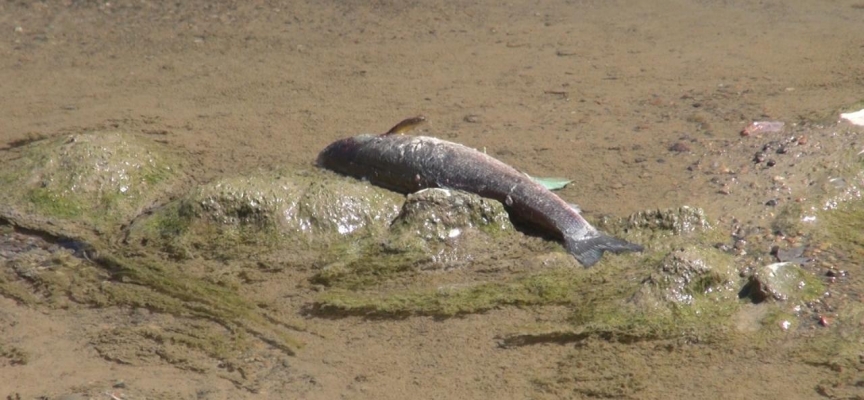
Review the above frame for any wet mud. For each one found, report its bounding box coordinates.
[2,1,864,399]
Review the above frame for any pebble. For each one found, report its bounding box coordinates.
[463,114,481,123]
[753,152,766,163]
[825,269,848,278]
[668,142,691,153]
[818,316,830,327]
[742,121,785,136]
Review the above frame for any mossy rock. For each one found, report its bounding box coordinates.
[125,170,404,260]
[384,188,516,269]
[0,131,185,235]
[311,188,522,288]
[391,188,513,240]
[742,262,825,303]
[631,246,739,308]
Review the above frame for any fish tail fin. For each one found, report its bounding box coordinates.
[565,232,644,267]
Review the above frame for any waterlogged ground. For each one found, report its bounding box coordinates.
[2,1,864,399]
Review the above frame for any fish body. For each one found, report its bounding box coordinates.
[317,133,642,267]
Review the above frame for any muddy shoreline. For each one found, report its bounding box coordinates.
[3,1,864,399]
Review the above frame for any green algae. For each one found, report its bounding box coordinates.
[26,187,84,219]
[313,246,743,344]
[743,262,826,303]
[0,230,303,355]
[0,344,28,366]
[796,198,864,394]
[314,268,582,317]
[771,203,806,237]
[0,132,184,234]
[93,318,250,372]
[2,123,860,389]
[390,188,514,239]
[818,201,864,263]
[310,188,519,289]
[788,302,864,397]
[0,240,303,356]
[0,131,304,371]
[126,170,403,261]
[311,206,753,346]
[93,251,303,354]
[310,242,427,290]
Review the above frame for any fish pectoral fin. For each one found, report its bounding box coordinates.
[527,174,573,191]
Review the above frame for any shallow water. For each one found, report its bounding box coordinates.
[2,1,864,398]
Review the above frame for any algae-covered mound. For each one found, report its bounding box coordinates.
[125,170,404,260]
[0,131,184,234]
[312,206,736,323]
[393,188,512,239]
[312,188,519,289]
[633,247,738,307]
[385,188,515,268]
[126,174,521,269]
[0,131,304,368]
[601,206,716,249]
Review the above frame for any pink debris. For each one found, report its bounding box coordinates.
[741,121,785,136]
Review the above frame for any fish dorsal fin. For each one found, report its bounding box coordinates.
[382,116,427,136]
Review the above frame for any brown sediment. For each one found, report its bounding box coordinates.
[2,1,864,399]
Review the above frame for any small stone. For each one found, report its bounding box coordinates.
[744,262,815,303]
[463,114,481,123]
[818,316,830,327]
[668,142,691,153]
[753,152,766,163]
[825,269,847,278]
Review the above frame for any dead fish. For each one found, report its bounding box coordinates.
[317,117,643,267]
